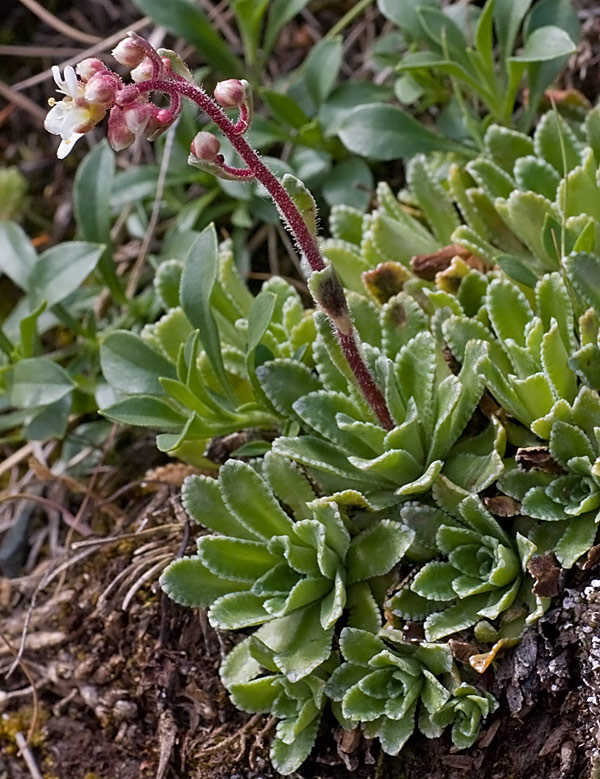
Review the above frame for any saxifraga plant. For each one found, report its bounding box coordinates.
[44,29,600,775]
[44,33,394,432]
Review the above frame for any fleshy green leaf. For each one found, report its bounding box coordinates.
[494,0,534,64]
[180,226,229,394]
[101,396,186,431]
[198,536,280,582]
[160,556,247,607]
[564,252,600,315]
[339,627,385,665]
[511,25,576,64]
[302,37,343,107]
[347,520,414,583]
[550,420,595,469]
[271,605,334,680]
[270,715,321,775]
[219,460,294,539]
[0,221,37,289]
[408,155,459,244]
[209,591,274,629]
[256,358,321,420]
[183,474,259,539]
[424,593,491,641]
[73,141,123,301]
[29,242,104,309]
[554,512,598,568]
[412,561,458,602]
[229,675,280,713]
[9,357,74,408]
[339,104,466,160]
[101,330,176,395]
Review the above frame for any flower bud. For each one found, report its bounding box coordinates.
[75,58,106,82]
[115,85,141,106]
[107,105,135,151]
[155,109,172,125]
[143,108,175,142]
[190,131,220,161]
[214,79,244,108]
[131,57,154,83]
[124,103,150,135]
[83,72,118,105]
[112,37,147,68]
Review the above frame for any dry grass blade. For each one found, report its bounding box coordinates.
[15,731,44,779]
[70,524,181,550]
[121,555,172,611]
[28,457,122,521]
[0,78,47,122]
[18,0,101,44]
[11,16,152,92]
[0,492,92,536]
[0,45,84,57]
[156,709,178,779]
[0,443,34,480]
[0,630,66,658]
[5,546,97,678]
[126,121,178,299]
[97,547,173,609]
[197,0,239,48]
[198,713,263,757]
[0,629,40,744]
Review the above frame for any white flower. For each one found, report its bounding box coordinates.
[44,66,102,158]
[51,64,81,99]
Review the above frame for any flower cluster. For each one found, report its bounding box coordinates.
[44,33,184,157]
[44,33,258,190]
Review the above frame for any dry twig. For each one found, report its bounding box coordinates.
[18,0,101,44]
[0,629,40,744]
[15,731,44,779]
[11,17,152,92]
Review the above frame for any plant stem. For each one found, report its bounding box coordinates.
[136,78,394,430]
[0,326,14,358]
[325,0,376,39]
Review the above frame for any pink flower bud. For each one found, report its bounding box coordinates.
[143,108,175,142]
[107,105,135,151]
[214,79,244,108]
[83,72,118,105]
[124,103,150,135]
[131,57,154,83]
[112,37,147,68]
[190,131,220,161]
[75,58,107,82]
[115,85,141,106]
[155,109,172,125]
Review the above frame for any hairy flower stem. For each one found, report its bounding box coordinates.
[137,78,394,430]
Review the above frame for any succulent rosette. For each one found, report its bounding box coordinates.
[325,627,457,755]
[220,630,337,775]
[419,682,498,748]
[161,456,414,680]
[388,496,545,641]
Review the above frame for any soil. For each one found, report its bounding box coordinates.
[2,2,600,779]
